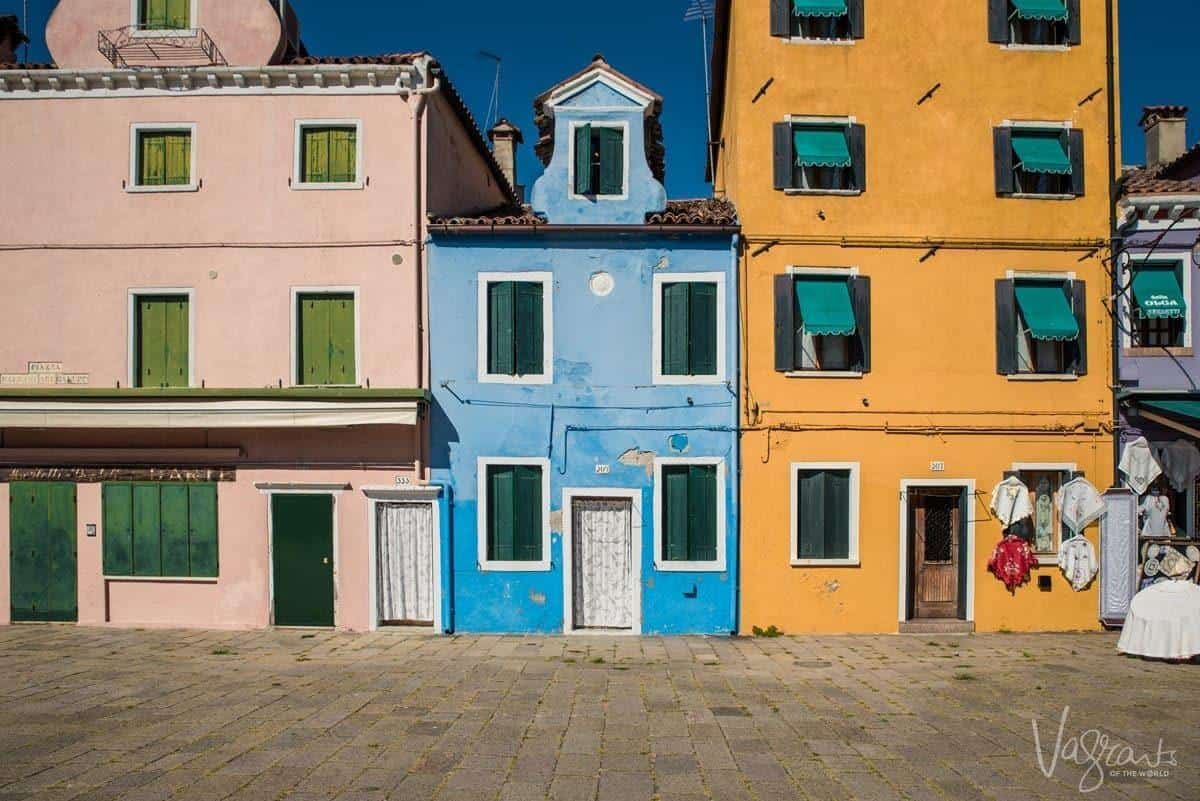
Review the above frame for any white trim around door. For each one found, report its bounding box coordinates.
[258,485,344,628]
[561,487,643,635]
[362,486,443,633]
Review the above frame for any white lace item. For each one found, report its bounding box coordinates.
[989,476,1033,528]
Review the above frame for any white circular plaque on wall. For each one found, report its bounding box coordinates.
[589,271,615,297]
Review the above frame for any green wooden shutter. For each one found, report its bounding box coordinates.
[137,297,166,387]
[9,483,44,620]
[139,132,166,186]
[302,128,330,183]
[662,466,690,561]
[142,0,167,28]
[574,124,593,195]
[44,483,77,621]
[687,465,718,561]
[102,483,134,576]
[823,470,851,559]
[597,127,624,195]
[329,295,356,384]
[488,281,516,375]
[163,133,190,186]
[662,283,691,376]
[160,484,190,576]
[299,295,330,384]
[132,484,162,576]
[797,470,826,559]
[167,0,189,28]
[328,128,357,183]
[515,282,544,376]
[514,466,543,561]
[488,466,516,561]
[164,296,188,387]
[688,283,718,376]
[188,484,218,578]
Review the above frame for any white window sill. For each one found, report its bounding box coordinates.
[479,560,551,573]
[479,373,553,385]
[654,560,726,573]
[291,383,361,388]
[1007,373,1079,382]
[785,370,863,379]
[292,181,365,192]
[786,37,855,46]
[567,192,629,202]
[132,28,197,38]
[791,558,860,567]
[784,188,862,196]
[104,575,218,583]
[653,374,724,386]
[1001,43,1071,52]
[1009,193,1077,201]
[126,184,199,194]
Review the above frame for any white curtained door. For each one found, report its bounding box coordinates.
[376,503,434,625]
[572,498,634,630]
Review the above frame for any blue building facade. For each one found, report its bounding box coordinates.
[428,58,740,634]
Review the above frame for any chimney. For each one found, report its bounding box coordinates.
[1140,105,1189,168]
[0,14,29,64]
[488,118,524,203]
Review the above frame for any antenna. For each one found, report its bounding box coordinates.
[683,0,716,186]
[479,50,503,132]
[23,0,29,62]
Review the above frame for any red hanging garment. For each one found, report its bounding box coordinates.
[988,535,1039,591]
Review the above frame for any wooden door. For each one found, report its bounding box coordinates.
[572,498,634,630]
[911,489,962,619]
[271,494,334,627]
[376,502,434,626]
[10,482,77,622]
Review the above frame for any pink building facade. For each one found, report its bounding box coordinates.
[0,0,513,631]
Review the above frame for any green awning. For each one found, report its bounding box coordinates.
[1012,131,1072,175]
[1132,264,1187,320]
[1011,0,1069,22]
[1140,400,1200,422]
[793,0,848,17]
[793,127,851,168]
[796,278,856,337]
[1015,281,1079,341]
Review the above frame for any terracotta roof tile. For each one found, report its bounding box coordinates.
[284,52,423,66]
[0,62,56,70]
[1123,140,1200,196]
[430,199,737,228]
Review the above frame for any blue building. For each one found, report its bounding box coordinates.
[427,57,740,634]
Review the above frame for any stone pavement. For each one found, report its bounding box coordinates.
[0,626,1195,801]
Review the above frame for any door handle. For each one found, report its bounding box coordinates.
[322,557,330,564]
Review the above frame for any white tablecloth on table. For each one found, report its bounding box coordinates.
[1117,580,1200,660]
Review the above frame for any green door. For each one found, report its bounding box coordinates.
[10,482,77,622]
[271,494,334,627]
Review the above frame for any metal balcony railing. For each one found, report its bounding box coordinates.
[98,25,227,69]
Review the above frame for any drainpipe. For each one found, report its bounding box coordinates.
[1105,0,1120,485]
[411,56,441,483]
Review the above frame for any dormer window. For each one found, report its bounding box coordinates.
[138,0,191,31]
[572,123,625,197]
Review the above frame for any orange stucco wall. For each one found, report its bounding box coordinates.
[720,0,1119,633]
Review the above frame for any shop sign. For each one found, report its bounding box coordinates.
[0,361,90,386]
[0,467,235,483]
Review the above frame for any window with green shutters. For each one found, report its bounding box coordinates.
[572,124,625,196]
[139,0,190,29]
[659,280,719,379]
[102,483,218,578]
[135,295,189,388]
[793,468,855,562]
[297,293,356,385]
[660,464,720,565]
[299,125,358,185]
[136,130,191,187]
[486,280,545,377]
[485,464,544,564]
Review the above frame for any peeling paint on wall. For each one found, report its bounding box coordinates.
[555,358,592,388]
[667,433,689,453]
[823,580,841,594]
[528,589,547,606]
[618,447,656,476]
[548,509,563,532]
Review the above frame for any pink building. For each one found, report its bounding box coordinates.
[0,0,514,631]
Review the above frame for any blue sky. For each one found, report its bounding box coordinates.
[15,1,1197,197]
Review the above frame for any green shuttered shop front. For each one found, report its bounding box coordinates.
[9,482,77,622]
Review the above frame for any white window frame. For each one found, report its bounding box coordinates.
[290,286,361,387]
[651,272,727,385]
[127,287,196,388]
[785,266,863,379]
[1005,269,1081,380]
[790,461,861,566]
[362,486,444,633]
[130,0,197,35]
[1011,462,1078,562]
[785,5,855,45]
[292,119,365,191]
[476,272,554,385]
[1002,120,1076,200]
[781,115,861,197]
[477,457,553,572]
[1119,250,1194,351]
[128,123,198,193]
[561,487,643,635]
[652,456,727,573]
[1000,2,1072,51]
[567,119,631,202]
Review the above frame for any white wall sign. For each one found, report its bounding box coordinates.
[0,362,89,386]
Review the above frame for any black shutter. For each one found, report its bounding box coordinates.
[988,0,1010,44]
[995,279,1017,375]
[1067,0,1082,46]
[774,274,796,372]
[994,127,1014,196]
[1068,129,1085,197]
[848,124,867,192]
[1070,280,1088,375]
[848,0,865,39]
[851,276,871,373]
[769,0,791,37]
[773,122,793,190]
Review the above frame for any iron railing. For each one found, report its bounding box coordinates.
[97,25,227,69]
